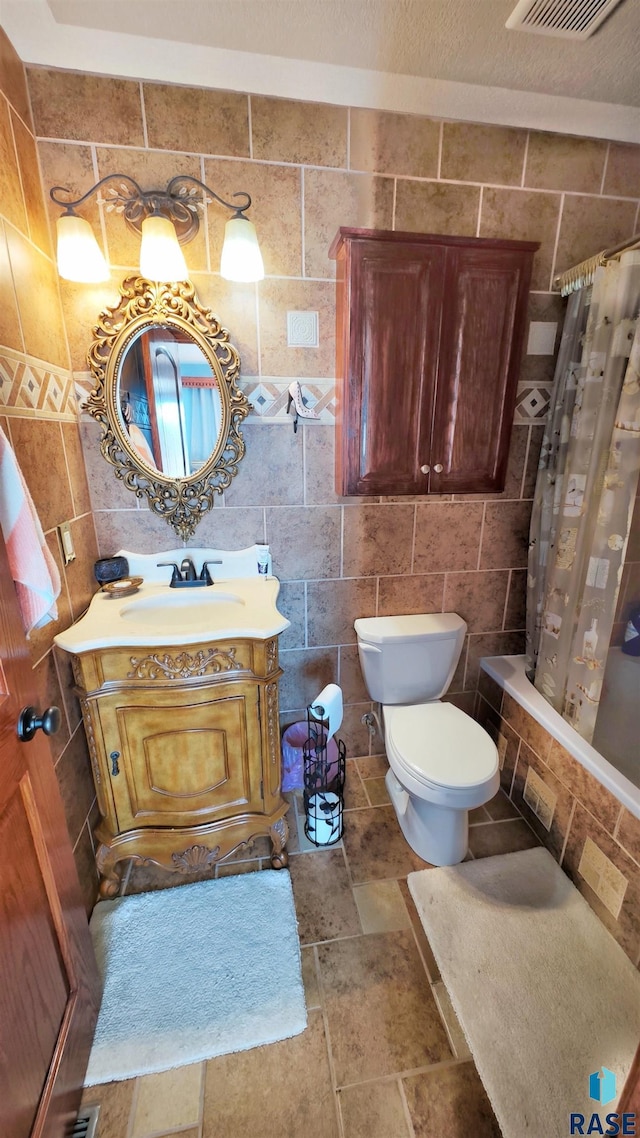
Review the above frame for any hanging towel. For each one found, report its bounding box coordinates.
[0,425,61,637]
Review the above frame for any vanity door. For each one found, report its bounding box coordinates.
[97,681,264,831]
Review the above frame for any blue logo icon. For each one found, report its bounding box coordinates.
[589,1068,617,1107]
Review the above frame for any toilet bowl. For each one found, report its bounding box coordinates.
[355,613,499,866]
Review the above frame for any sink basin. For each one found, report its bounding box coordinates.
[121,589,244,630]
[53,565,290,652]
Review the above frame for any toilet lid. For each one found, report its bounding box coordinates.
[384,702,498,790]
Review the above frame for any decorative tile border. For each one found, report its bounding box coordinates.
[240,379,336,424]
[0,350,76,419]
[514,381,552,424]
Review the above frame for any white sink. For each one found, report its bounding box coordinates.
[53,546,290,652]
[120,589,245,630]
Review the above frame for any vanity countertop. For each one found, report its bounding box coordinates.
[54,576,290,653]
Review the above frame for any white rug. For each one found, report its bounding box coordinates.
[85,871,306,1085]
[409,848,640,1137]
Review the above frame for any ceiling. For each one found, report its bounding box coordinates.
[48,0,640,107]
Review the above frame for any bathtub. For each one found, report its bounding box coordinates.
[480,654,640,821]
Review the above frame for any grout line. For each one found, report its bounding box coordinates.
[124,1077,140,1138]
[346,105,351,171]
[119,858,134,897]
[548,191,565,289]
[612,804,624,842]
[303,580,309,647]
[634,199,640,233]
[374,573,380,616]
[520,131,530,189]
[300,165,306,277]
[476,502,486,570]
[475,185,483,237]
[247,94,253,160]
[520,423,532,500]
[410,503,417,574]
[339,504,344,577]
[559,797,577,866]
[336,1056,472,1093]
[501,569,512,631]
[392,176,397,230]
[436,120,443,180]
[314,945,346,1138]
[199,154,212,273]
[139,82,149,148]
[599,141,610,195]
[302,420,307,506]
[254,281,262,378]
[398,1078,417,1138]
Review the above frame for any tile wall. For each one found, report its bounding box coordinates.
[0,29,100,910]
[26,64,640,757]
[475,668,640,966]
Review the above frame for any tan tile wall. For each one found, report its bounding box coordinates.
[475,670,640,966]
[0,30,100,910]
[22,66,640,764]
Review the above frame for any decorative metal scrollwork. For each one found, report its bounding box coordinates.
[86,276,250,541]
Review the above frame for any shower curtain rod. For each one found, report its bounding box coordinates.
[554,230,640,297]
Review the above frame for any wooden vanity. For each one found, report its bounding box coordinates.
[71,633,288,897]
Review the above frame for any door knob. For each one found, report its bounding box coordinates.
[433,463,444,473]
[420,464,430,474]
[17,705,62,742]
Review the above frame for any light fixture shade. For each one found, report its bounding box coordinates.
[139,214,188,282]
[220,216,265,282]
[56,214,109,283]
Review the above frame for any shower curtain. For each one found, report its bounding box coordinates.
[526,250,640,743]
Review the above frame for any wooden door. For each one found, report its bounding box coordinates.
[337,237,446,496]
[97,681,264,830]
[0,534,100,1138]
[429,244,533,494]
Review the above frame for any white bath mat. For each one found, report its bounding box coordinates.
[409,848,640,1137]
[85,871,306,1085]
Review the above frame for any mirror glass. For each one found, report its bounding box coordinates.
[118,326,224,478]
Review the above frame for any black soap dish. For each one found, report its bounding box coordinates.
[94,555,129,584]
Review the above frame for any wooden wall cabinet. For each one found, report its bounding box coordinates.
[71,636,288,896]
[330,228,539,496]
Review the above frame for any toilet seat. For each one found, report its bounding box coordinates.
[383,702,498,797]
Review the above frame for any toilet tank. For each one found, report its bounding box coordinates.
[354,613,467,705]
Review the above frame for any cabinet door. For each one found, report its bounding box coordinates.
[98,681,263,830]
[429,245,532,494]
[340,239,446,495]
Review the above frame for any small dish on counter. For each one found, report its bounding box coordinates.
[101,576,143,598]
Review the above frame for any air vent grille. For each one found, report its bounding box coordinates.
[71,1105,100,1138]
[506,0,624,39]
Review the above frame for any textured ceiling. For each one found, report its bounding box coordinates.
[49,0,640,106]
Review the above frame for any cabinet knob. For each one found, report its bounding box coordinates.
[433,463,444,473]
[420,464,430,474]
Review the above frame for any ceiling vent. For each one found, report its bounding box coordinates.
[506,0,625,40]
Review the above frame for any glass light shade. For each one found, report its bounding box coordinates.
[220,216,265,282]
[56,214,109,283]
[139,214,188,282]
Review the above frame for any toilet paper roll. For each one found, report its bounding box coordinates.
[309,683,343,742]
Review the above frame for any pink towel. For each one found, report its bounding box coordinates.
[0,425,61,637]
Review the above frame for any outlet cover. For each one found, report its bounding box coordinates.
[287,311,319,348]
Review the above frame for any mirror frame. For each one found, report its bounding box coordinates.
[86,276,250,540]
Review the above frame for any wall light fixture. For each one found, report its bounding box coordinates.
[49,174,265,285]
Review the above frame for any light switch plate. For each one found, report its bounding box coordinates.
[527,321,558,355]
[58,520,76,565]
[287,311,319,348]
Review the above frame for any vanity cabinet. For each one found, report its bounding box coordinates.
[330,228,539,496]
[72,636,288,896]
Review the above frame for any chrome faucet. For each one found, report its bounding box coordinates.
[156,556,221,588]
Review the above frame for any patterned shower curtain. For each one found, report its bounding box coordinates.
[526,251,640,743]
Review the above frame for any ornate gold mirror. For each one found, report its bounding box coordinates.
[86,276,250,539]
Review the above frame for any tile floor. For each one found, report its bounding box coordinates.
[82,754,541,1138]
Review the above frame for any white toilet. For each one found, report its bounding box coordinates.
[355,612,499,866]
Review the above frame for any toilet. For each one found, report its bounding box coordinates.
[355,612,499,866]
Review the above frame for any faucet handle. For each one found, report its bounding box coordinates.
[157,561,181,586]
[201,559,222,585]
